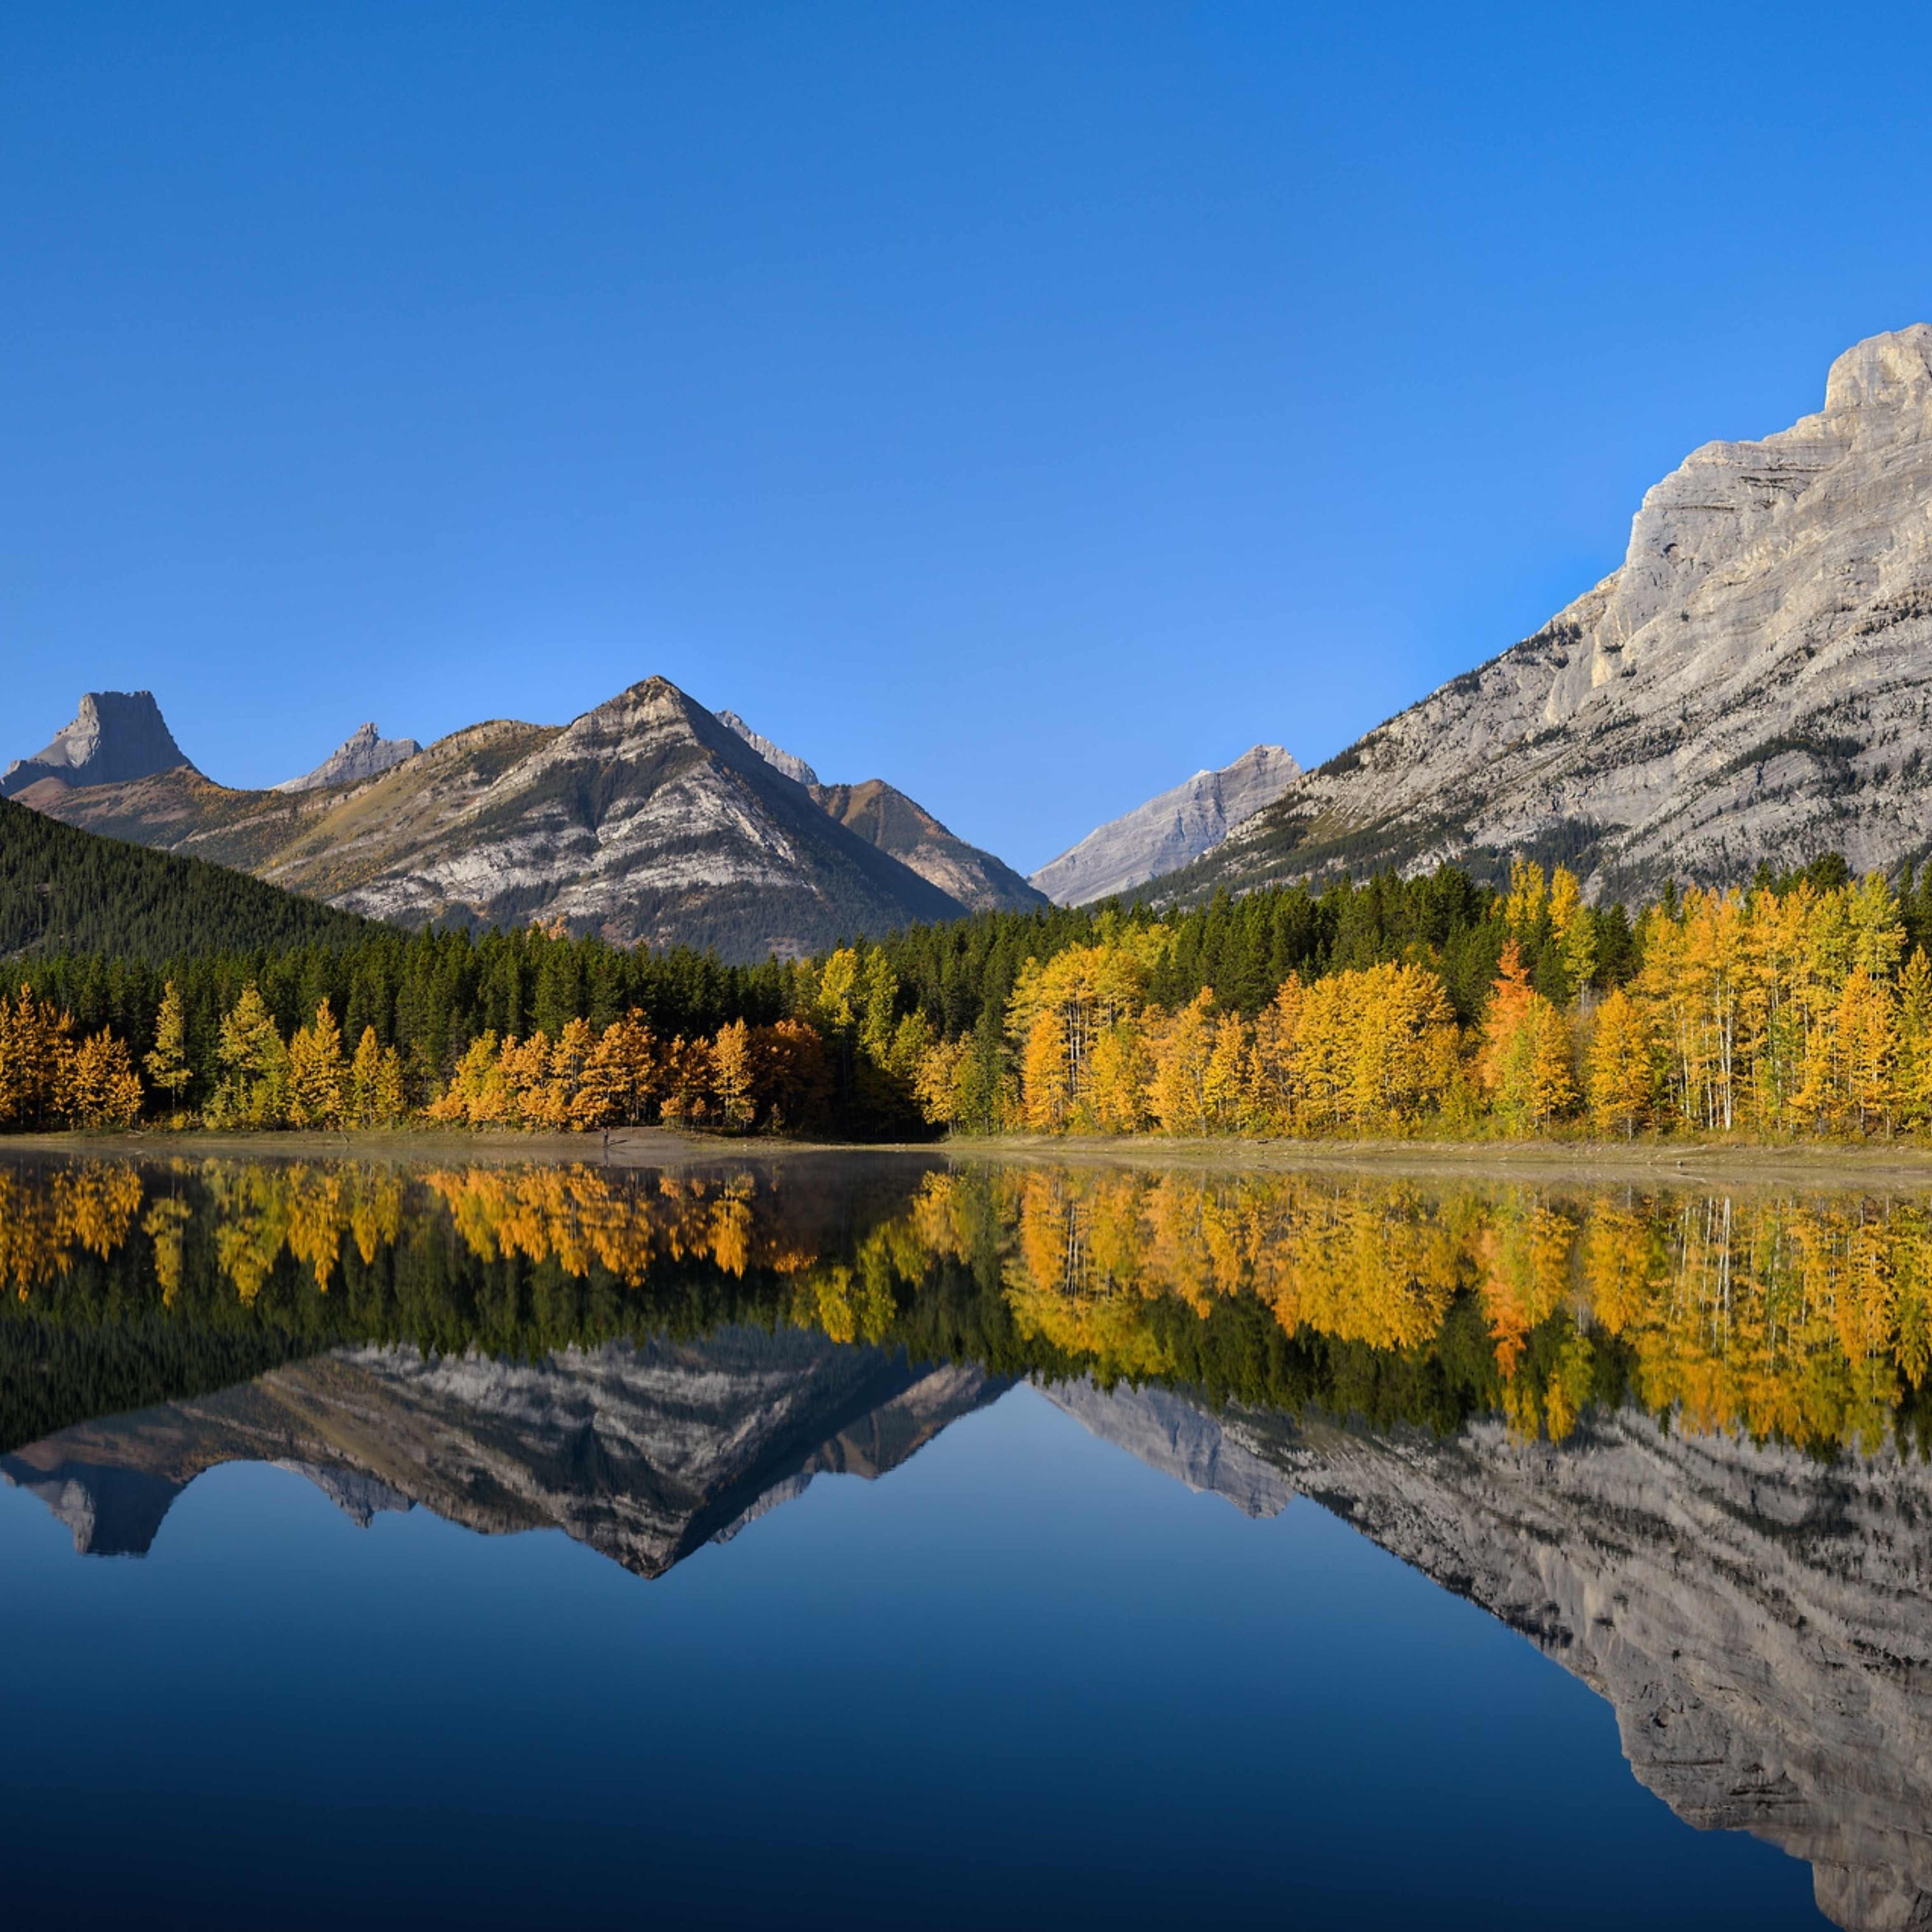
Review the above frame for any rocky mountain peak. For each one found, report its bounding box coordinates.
[1823,321,1932,428]
[715,708,820,788]
[272,720,422,794]
[1,690,190,798]
[1031,743,1301,906]
[1167,324,1932,905]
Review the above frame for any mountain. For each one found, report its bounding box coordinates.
[1050,1379,1932,1932]
[272,721,421,794]
[719,711,1045,914]
[1165,324,1932,906]
[12,677,1029,957]
[2,1331,1006,1578]
[1,691,188,799]
[1031,745,1301,906]
[717,710,819,787]
[0,793,374,959]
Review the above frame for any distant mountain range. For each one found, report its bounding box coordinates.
[14,323,1932,944]
[1029,744,1301,905]
[5,678,1043,960]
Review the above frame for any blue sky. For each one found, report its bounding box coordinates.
[5,2,1931,872]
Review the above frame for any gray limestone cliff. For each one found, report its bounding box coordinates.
[1172,324,1932,903]
[717,709,820,788]
[272,721,421,793]
[1032,744,1301,905]
[1,691,189,798]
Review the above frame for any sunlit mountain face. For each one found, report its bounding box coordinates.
[2,1148,1928,1928]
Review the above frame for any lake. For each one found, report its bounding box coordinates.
[0,1147,1924,1929]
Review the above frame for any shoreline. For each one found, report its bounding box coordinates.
[8,1125,1932,1191]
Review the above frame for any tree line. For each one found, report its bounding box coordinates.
[17,851,1932,1141]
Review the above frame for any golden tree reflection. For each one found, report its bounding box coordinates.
[11,1153,1932,1453]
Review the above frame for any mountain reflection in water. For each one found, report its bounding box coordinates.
[2,1149,1930,1929]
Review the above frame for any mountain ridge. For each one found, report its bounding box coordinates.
[272,721,422,794]
[12,678,975,959]
[1161,324,1932,906]
[1031,744,1301,905]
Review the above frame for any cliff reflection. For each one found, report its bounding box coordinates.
[6,1148,1932,1929]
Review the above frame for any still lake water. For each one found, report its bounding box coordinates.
[1,1151,1926,1929]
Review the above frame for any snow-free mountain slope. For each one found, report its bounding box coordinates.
[810,779,1045,914]
[272,722,421,793]
[1,691,190,798]
[1031,745,1300,905]
[717,709,1045,913]
[1170,324,1932,905]
[17,678,966,958]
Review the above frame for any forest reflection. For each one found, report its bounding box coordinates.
[4,1152,1932,1459]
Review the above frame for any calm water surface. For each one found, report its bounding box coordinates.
[2,1150,1924,1929]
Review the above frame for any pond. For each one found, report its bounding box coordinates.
[1,1148,1924,1929]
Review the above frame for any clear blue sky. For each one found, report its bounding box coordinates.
[6,3,1932,873]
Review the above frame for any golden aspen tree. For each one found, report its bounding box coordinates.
[1835,967,1898,1136]
[144,981,193,1121]
[207,984,287,1128]
[1344,963,1459,1130]
[348,1026,407,1128]
[1246,975,1306,1132]
[1202,1012,1251,1130]
[1146,989,1218,1136]
[1745,882,1810,1131]
[286,1000,347,1129]
[1480,942,1575,1131]
[1849,871,1907,981]
[1021,1009,1071,1130]
[1586,986,1654,1138]
[427,1033,507,1126]
[63,1031,143,1128]
[0,987,70,1127]
[575,1012,658,1128]
[1896,950,1932,1134]
[914,1035,971,1128]
[712,1019,756,1129]
[1548,867,1596,1003]
[1293,975,1356,1130]
[493,1031,554,1127]
[546,1017,597,1126]
[1504,859,1548,938]
[658,1036,713,1125]
[1084,1019,1150,1133]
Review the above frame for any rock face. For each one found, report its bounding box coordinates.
[808,778,1046,913]
[271,722,421,794]
[1054,1377,1932,1932]
[717,710,820,788]
[1,691,189,798]
[0,1330,1007,1578]
[1031,745,1301,905]
[720,710,1046,914]
[24,677,968,959]
[1171,324,1932,905]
